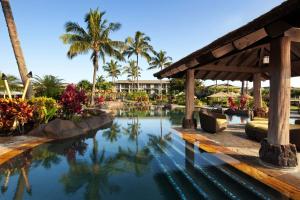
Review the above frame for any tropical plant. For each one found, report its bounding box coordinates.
[148,50,172,97]
[60,84,87,119]
[61,9,124,105]
[77,80,92,91]
[0,98,33,134]
[1,0,32,98]
[127,91,149,102]
[0,72,22,92]
[33,75,64,100]
[123,60,141,91]
[123,31,153,90]
[103,60,121,83]
[29,97,60,124]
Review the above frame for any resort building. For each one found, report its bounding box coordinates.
[114,80,170,94]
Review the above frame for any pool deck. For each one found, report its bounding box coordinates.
[0,136,51,165]
[175,124,300,199]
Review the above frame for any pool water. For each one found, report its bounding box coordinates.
[0,109,286,200]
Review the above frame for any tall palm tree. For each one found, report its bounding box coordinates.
[123,60,141,91]
[61,9,123,105]
[148,50,172,97]
[123,31,153,90]
[103,60,121,83]
[1,0,32,98]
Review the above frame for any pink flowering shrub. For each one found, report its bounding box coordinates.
[60,84,87,119]
[227,97,237,111]
[97,96,105,106]
[239,95,248,110]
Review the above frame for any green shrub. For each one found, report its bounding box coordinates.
[127,91,149,102]
[30,97,60,124]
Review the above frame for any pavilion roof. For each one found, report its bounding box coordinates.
[154,0,300,81]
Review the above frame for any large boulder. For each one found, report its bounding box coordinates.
[43,119,83,139]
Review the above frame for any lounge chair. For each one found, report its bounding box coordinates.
[245,118,300,150]
[199,110,227,133]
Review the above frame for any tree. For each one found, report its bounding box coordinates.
[103,60,121,83]
[33,75,64,99]
[123,31,153,90]
[61,9,123,105]
[77,80,92,91]
[148,50,172,96]
[123,60,141,91]
[1,0,32,98]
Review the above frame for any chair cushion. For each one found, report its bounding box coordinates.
[216,118,227,125]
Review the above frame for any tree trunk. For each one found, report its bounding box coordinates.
[241,81,245,96]
[136,54,139,91]
[91,53,99,106]
[1,0,32,98]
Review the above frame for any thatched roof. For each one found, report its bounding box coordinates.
[154,0,300,81]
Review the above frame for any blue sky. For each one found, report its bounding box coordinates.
[0,0,299,87]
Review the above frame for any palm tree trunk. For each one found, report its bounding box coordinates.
[91,53,99,106]
[1,0,32,98]
[241,81,245,96]
[136,54,139,91]
[160,66,162,104]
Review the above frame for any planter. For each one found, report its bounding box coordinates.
[224,109,251,117]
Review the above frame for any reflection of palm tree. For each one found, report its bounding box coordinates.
[120,116,153,176]
[60,149,123,200]
[103,122,121,143]
[115,146,152,176]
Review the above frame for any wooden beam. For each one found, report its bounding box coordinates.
[284,27,300,42]
[195,64,269,73]
[265,20,292,38]
[253,73,262,109]
[185,69,195,120]
[268,36,291,145]
[233,28,268,50]
[212,43,235,58]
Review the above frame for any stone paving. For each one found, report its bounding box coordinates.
[0,136,51,165]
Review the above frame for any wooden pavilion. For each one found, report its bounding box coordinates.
[154,0,300,168]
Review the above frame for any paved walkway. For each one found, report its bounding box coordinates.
[175,124,300,199]
[0,136,51,165]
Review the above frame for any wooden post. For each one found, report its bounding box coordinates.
[253,73,262,109]
[259,36,298,167]
[182,69,196,129]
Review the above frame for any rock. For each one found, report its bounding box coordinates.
[85,116,104,130]
[75,120,90,133]
[259,139,298,167]
[28,124,46,137]
[43,119,83,139]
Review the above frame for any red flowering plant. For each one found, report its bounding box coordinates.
[0,98,33,135]
[227,97,237,111]
[60,84,87,119]
[96,96,105,106]
[239,95,248,110]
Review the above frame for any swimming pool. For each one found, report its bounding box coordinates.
[0,109,286,199]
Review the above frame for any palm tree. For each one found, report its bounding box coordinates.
[77,79,92,91]
[1,0,32,98]
[33,75,64,99]
[123,31,153,90]
[103,60,121,83]
[123,60,141,91]
[61,9,123,105]
[148,50,172,97]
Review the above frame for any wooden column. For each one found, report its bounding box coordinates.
[259,36,297,167]
[182,69,196,129]
[253,73,262,109]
